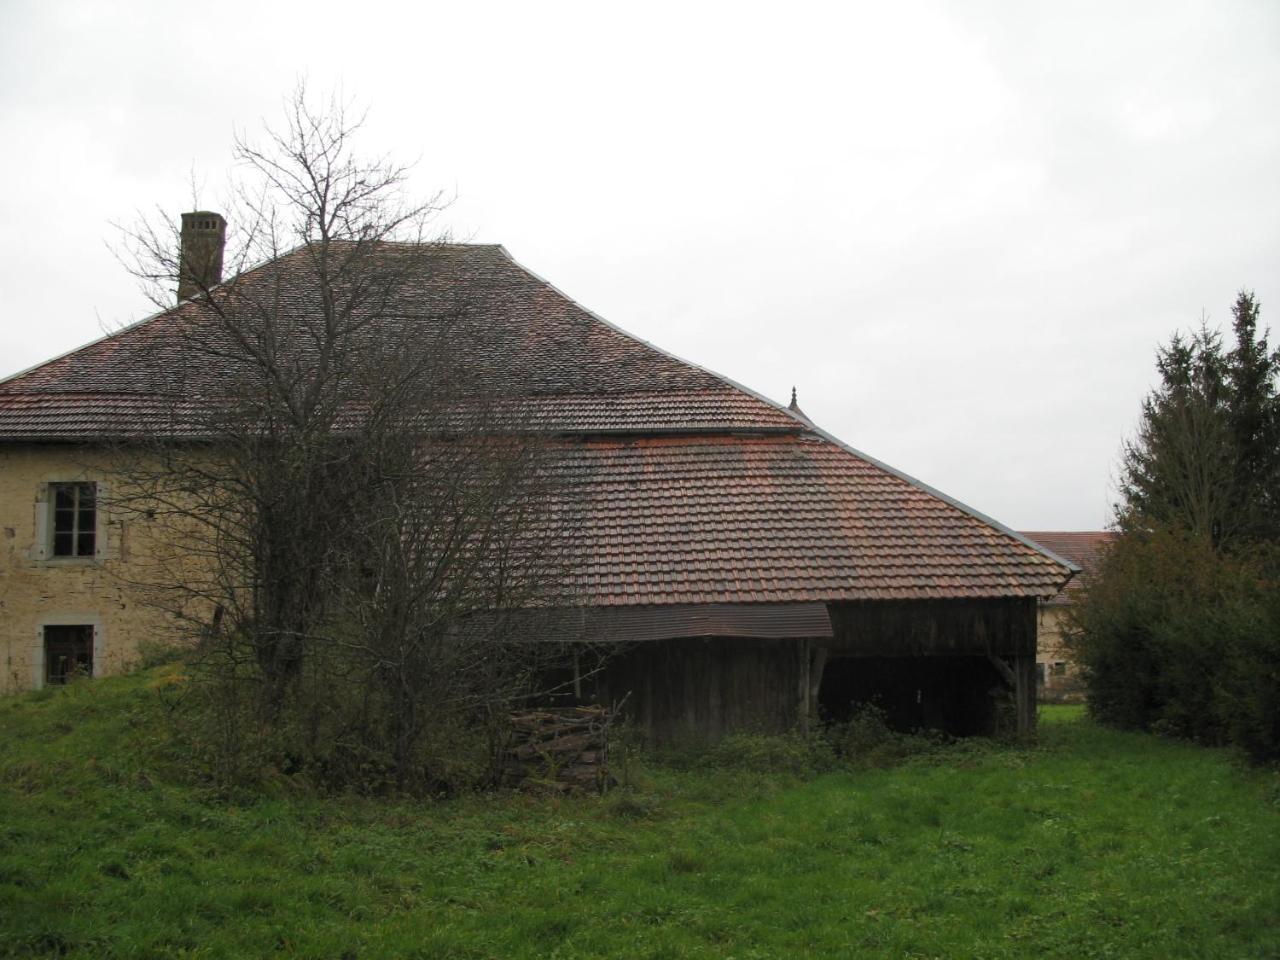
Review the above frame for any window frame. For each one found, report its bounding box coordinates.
[42,624,95,685]
[49,481,98,559]
[32,618,103,689]
[34,480,107,563]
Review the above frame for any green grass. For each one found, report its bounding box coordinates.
[2,669,1278,958]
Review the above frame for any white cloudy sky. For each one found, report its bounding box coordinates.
[2,0,1277,530]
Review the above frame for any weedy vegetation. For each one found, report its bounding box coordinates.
[2,668,1278,958]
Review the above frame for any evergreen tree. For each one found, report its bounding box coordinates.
[1074,291,1280,762]
[1118,292,1279,548]
[1225,292,1280,541]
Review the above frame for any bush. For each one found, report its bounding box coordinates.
[702,730,838,777]
[161,647,514,798]
[132,637,188,671]
[1069,530,1280,763]
[603,788,663,820]
[648,727,837,778]
[826,703,943,768]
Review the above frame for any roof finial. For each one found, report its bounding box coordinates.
[788,385,810,421]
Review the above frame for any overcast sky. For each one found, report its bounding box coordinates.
[2,0,1277,530]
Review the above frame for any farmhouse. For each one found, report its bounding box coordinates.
[0,215,1075,736]
[1020,531,1116,702]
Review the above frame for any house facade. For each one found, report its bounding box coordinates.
[1020,531,1116,703]
[0,218,1075,735]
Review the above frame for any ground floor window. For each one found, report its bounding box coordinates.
[44,625,94,685]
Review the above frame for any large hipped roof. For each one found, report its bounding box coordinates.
[0,242,1074,604]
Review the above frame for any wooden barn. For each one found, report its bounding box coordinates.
[0,225,1075,735]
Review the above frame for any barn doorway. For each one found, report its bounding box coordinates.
[817,655,1005,736]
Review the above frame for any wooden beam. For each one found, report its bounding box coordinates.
[809,646,828,723]
[987,654,1016,688]
[1014,653,1037,738]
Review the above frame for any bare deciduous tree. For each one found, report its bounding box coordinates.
[110,86,577,793]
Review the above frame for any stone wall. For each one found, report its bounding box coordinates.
[0,444,182,692]
[1036,604,1086,703]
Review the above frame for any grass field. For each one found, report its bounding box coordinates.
[2,667,1278,959]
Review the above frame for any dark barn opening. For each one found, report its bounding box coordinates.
[824,598,1039,738]
[518,599,1039,742]
[817,654,1005,736]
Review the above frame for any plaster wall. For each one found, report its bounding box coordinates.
[0,444,184,692]
[1036,604,1085,702]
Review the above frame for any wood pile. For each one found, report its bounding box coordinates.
[505,704,616,793]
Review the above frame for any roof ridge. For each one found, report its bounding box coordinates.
[0,237,506,389]
[493,246,811,430]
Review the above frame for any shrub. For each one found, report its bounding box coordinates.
[1068,530,1280,762]
[132,637,188,671]
[604,789,663,820]
[161,652,513,798]
[826,703,942,768]
[703,730,838,777]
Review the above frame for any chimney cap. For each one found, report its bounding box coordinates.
[181,211,226,229]
[177,211,227,302]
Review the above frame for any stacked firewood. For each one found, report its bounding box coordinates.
[505,704,615,793]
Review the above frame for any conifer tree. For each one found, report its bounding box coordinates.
[1074,292,1280,762]
[1224,292,1280,541]
[1118,292,1279,548]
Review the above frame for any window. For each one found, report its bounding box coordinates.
[1050,661,1067,677]
[50,482,96,558]
[44,624,94,684]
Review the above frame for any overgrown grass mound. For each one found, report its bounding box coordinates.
[2,670,1279,958]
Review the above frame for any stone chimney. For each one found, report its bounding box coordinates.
[177,211,226,302]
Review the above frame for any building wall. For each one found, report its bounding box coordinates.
[1036,604,1085,703]
[596,637,809,742]
[0,444,181,693]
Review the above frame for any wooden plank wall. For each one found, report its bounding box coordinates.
[825,598,1038,658]
[598,637,806,743]
[593,598,1040,740]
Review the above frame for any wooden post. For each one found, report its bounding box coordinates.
[809,647,828,723]
[798,639,811,733]
[684,643,698,735]
[986,653,1016,689]
[1014,653,1036,738]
